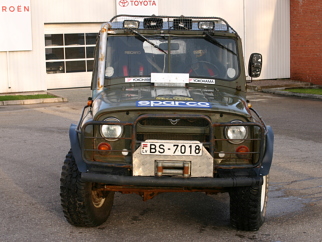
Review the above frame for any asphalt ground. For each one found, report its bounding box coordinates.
[1,80,322,241]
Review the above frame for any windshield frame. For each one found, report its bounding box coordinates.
[102,32,241,87]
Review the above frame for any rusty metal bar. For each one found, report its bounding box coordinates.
[96,22,111,94]
[101,185,225,193]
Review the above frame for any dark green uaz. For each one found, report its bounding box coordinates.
[60,15,274,231]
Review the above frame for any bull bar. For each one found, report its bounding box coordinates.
[81,172,263,188]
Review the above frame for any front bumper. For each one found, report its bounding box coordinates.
[81,172,263,188]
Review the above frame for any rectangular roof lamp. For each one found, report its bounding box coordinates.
[143,18,163,29]
[173,18,192,30]
[198,21,215,30]
[123,20,140,29]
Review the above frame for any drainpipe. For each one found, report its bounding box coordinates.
[7,51,11,89]
[243,0,248,79]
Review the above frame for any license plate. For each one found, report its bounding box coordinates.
[141,141,203,156]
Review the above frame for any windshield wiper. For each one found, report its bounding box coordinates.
[204,32,237,56]
[130,29,167,55]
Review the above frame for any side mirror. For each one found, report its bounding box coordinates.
[248,53,262,78]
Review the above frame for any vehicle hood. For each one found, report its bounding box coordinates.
[92,86,251,117]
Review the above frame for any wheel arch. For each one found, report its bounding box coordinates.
[69,124,88,173]
[260,125,274,176]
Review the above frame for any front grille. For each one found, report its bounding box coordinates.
[138,118,209,127]
[142,134,207,142]
[135,114,211,144]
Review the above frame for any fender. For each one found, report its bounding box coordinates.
[69,124,88,172]
[260,125,274,176]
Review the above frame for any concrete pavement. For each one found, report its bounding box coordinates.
[247,79,322,100]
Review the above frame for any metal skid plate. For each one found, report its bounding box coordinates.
[133,140,213,177]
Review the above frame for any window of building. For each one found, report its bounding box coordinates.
[45,33,96,74]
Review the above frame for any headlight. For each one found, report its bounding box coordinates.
[100,117,123,141]
[225,120,248,144]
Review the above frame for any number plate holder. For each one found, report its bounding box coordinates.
[141,140,202,156]
[133,140,213,177]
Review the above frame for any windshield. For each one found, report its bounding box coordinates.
[104,35,239,81]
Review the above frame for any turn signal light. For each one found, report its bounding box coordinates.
[236,145,250,159]
[98,142,112,151]
[87,97,93,107]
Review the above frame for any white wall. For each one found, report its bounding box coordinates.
[244,0,290,79]
[42,0,116,23]
[159,0,290,80]
[0,0,290,93]
[0,0,46,93]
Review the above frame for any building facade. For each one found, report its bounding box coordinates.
[290,0,322,85]
[0,0,292,93]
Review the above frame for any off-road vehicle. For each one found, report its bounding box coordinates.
[60,15,274,231]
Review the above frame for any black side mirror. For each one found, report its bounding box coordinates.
[248,53,262,78]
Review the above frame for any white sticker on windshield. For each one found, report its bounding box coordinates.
[227,68,236,78]
[125,77,151,82]
[105,67,114,77]
[189,78,216,84]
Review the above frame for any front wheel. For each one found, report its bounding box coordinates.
[229,175,269,231]
[60,149,114,227]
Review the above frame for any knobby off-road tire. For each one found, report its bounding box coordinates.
[229,175,269,231]
[60,149,114,227]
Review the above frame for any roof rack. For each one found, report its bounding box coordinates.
[109,15,237,34]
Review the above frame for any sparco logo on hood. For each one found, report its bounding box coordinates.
[137,101,211,108]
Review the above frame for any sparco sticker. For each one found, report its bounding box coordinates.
[137,101,211,108]
[189,78,216,84]
[125,77,151,82]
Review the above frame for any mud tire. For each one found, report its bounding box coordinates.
[60,149,114,227]
[229,175,269,231]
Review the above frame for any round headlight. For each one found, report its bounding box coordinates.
[101,117,123,141]
[225,120,248,144]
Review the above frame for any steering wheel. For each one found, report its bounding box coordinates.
[185,61,222,78]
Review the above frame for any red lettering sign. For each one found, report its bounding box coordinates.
[118,0,157,7]
[1,5,30,12]
[119,0,129,7]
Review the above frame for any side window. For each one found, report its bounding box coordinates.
[45,33,97,74]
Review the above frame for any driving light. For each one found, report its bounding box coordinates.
[122,149,129,156]
[123,20,140,29]
[101,117,123,141]
[218,151,225,158]
[198,21,214,30]
[225,120,248,144]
